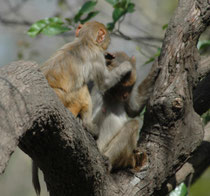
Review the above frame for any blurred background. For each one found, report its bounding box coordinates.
[0,0,209,196]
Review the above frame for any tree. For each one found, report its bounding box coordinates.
[0,0,210,195]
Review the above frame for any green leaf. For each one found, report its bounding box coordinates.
[127,2,135,13]
[107,22,115,31]
[79,1,97,13]
[197,40,210,50]
[170,183,188,196]
[105,0,117,5]
[114,2,122,9]
[74,12,83,23]
[42,24,70,36]
[113,7,125,21]
[143,48,161,65]
[162,23,168,30]
[27,19,48,37]
[74,1,97,23]
[48,17,64,24]
[139,106,146,119]
[27,17,66,37]
[80,11,99,24]
[65,18,72,25]
[120,0,127,9]
[143,57,155,65]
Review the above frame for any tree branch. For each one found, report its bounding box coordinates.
[159,123,210,194]
[0,61,117,196]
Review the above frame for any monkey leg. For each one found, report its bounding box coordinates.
[78,85,98,138]
[54,86,91,117]
[103,119,140,170]
[54,86,98,138]
[53,87,81,116]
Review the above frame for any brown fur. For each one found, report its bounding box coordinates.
[40,22,132,135]
[40,21,111,136]
[105,52,137,102]
[94,52,147,171]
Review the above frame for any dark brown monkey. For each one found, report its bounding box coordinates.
[91,52,147,170]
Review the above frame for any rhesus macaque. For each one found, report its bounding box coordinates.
[91,52,147,170]
[40,21,132,137]
[33,21,132,196]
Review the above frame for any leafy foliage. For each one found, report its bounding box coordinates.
[27,0,135,37]
[143,48,161,65]
[197,40,210,50]
[27,1,99,37]
[162,23,168,30]
[106,0,135,31]
[27,17,70,37]
[197,40,210,54]
[74,1,99,24]
[170,183,188,196]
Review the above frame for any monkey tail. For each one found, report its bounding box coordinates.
[32,161,41,196]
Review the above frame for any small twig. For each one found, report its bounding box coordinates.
[112,31,162,43]
[117,15,126,31]
[0,17,32,26]
[0,16,32,26]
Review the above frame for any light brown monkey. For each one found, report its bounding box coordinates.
[40,21,132,137]
[91,52,147,171]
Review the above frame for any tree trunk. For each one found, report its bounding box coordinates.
[0,0,210,195]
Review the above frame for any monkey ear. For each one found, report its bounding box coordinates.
[75,24,83,37]
[96,28,106,43]
[130,56,136,65]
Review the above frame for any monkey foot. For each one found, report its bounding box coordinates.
[130,148,148,173]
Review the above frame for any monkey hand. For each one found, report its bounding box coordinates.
[118,61,132,77]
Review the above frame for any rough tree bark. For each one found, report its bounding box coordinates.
[0,0,210,195]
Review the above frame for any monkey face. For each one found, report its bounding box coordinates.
[107,72,136,102]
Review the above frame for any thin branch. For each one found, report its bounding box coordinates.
[0,17,32,26]
[111,31,163,43]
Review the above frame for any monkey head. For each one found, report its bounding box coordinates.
[75,21,111,51]
[105,52,137,102]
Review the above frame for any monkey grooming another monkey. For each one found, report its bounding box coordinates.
[91,52,146,171]
[40,21,132,137]
[33,21,132,196]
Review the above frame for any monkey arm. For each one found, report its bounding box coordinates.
[100,61,132,92]
[125,60,160,118]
